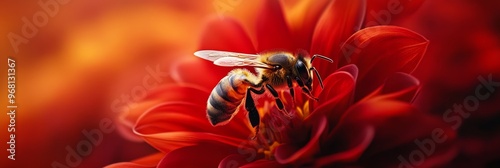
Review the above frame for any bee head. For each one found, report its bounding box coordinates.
[295,57,313,90]
[295,51,334,92]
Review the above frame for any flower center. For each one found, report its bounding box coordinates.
[249,95,310,159]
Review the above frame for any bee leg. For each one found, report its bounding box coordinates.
[244,76,268,88]
[265,84,292,118]
[286,76,295,103]
[295,77,319,101]
[246,87,265,139]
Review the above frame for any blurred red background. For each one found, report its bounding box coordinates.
[0,0,499,167]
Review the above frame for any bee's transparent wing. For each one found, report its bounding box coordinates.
[194,50,271,68]
[213,57,271,68]
[194,50,260,62]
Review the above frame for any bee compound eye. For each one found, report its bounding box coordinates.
[295,60,309,80]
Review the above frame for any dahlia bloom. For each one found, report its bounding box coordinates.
[109,0,457,167]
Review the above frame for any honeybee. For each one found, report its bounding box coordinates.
[194,50,333,136]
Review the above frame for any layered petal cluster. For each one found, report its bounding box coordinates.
[109,0,457,167]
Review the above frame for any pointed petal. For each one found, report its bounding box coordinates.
[274,117,327,164]
[255,0,294,51]
[310,0,367,76]
[338,26,428,99]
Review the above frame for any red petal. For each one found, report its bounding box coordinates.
[218,153,266,168]
[134,102,252,152]
[115,119,144,142]
[274,117,327,164]
[338,26,428,100]
[115,84,210,142]
[255,0,294,51]
[313,64,358,99]
[170,57,232,90]
[157,142,236,168]
[315,126,374,166]
[105,153,165,168]
[336,64,360,80]
[284,0,332,50]
[140,131,248,153]
[364,0,426,27]
[176,17,256,89]
[218,154,250,168]
[379,72,419,96]
[362,72,420,103]
[198,17,255,53]
[308,65,357,126]
[310,0,366,76]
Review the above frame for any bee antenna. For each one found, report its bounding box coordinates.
[310,67,324,89]
[310,54,333,64]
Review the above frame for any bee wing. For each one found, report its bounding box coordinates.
[194,50,260,62]
[213,57,270,68]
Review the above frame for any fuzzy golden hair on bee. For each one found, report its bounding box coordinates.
[194,50,333,137]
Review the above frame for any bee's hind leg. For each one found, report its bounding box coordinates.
[246,87,265,139]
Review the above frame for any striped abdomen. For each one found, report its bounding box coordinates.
[207,71,252,126]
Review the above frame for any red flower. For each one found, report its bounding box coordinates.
[108,0,457,167]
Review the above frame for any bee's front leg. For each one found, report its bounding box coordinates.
[265,84,293,118]
[295,77,319,101]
